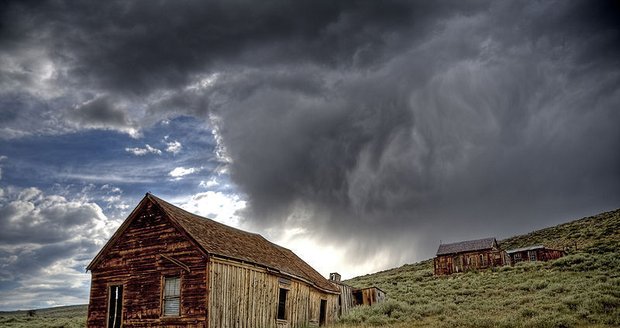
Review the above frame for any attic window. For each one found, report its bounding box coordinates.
[163,276,181,316]
[277,288,287,320]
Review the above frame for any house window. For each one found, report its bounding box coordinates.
[107,285,123,328]
[163,276,181,316]
[528,251,537,262]
[277,288,287,320]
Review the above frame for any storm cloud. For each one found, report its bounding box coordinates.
[0,0,619,308]
[0,187,120,309]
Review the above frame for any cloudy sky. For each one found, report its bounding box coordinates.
[1,0,619,310]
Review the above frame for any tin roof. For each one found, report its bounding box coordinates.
[436,237,497,256]
[505,245,545,254]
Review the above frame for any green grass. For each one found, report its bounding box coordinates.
[3,209,619,328]
[0,305,87,328]
[338,208,620,327]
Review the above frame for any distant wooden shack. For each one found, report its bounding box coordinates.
[352,287,386,306]
[328,273,386,315]
[434,237,507,275]
[86,193,340,328]
[505,245,564,265]
[328,273,355,316]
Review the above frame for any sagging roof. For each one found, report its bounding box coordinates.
[88,193,339,294]
[436,237,498,256]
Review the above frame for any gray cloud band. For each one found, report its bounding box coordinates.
[0,0,619,271]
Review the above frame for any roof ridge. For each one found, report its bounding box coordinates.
[145,193,338,293]
[147,193,262,236]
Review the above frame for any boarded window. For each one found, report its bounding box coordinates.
[163,276,181,316]
[277,288,287,320]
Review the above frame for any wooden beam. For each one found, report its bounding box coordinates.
[160,254,191,272]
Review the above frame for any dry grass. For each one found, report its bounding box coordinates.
[2,209,618,328]
[337,209,620,328]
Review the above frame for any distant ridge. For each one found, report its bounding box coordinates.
[341,207,620,327]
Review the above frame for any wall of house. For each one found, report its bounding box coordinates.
[209,257,338,328]
[509,248,564,265]
[333,283,355,316]
[434,250,506,275]
[541,249,564,261]
[87,202,208,328]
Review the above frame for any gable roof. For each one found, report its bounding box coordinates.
[436,237,498,256]
[88,193,339,293]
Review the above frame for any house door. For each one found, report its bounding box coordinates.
[107,285,123,328]
[319,299,327,326]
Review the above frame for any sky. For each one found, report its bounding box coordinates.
[0,0,619,311]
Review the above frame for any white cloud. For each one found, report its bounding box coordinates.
[169,166,199,178]
[0,187,122,310]
[177,191,246,228]
[199,177,220,189]
[125,144,162,156]
[165,140,182,154]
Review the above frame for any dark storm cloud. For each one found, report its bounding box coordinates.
[1,0,619,273]
[66,96,135,131]
[205,0,620,264]
[0,0,485,95]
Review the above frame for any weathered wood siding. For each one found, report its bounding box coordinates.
[434,250,506,275]
[209,258,338,328]
[87,202,208,327]
[508,248,564,265]
[333,283,355,316]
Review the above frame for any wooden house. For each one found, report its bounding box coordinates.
[352,287,386,306]
[328,272,386,314]
[86,193,340,328]
[505,245,564,265]
[433,237,506,275]
[327,273,355,316]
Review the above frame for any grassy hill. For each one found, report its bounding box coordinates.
[338,208,620,327]
[0,304,87,328]
[1,209,618,328]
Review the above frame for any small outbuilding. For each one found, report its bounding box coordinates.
[352,287,386,306]
[505,245,564,265]
[434,237,507,275]
[327,273,386,316]
[87,193,340,328]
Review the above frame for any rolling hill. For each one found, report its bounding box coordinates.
[1,208,618,328]
[0,304,87,328]
[339,208,620,327]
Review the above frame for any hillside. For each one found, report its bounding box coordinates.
[1,209,618,328]
[339,208,620,327]
[0,304,87,328]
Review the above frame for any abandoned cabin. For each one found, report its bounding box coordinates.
[505,245,564,265]
[433,237,507,275]
[327,273,386,316]
[87,193,345,328]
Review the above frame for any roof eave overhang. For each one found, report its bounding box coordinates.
[210,254,339,294]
